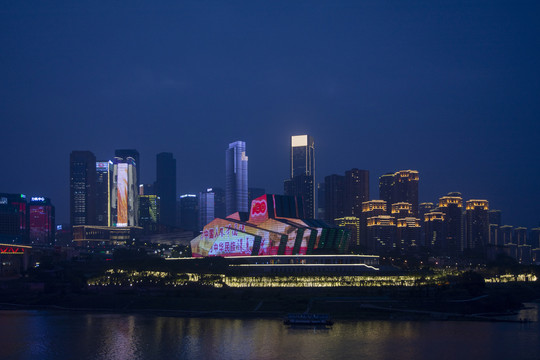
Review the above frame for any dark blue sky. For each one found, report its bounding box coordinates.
[1,1,539,227]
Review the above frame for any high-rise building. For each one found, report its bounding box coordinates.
[335,216,361,252]
[489,210,502,226]
[111,156,138,227]
[317,182,325,220]
[115,149,140,188]
[424,211,446,252]
[139,194,159,232]
[70,151,96,226]
[96,161,112,226]
[530,228,540,249]
[178,194,199,231]
[213,187,226,219]
[515,227,528,246]
[199,188,216,228]
[226,141,248,215]
[439,192,464,256]
[465,200,489,257]
[324,174,345,223]
[366,215,396,253]
[396,217,421,251]
[0,193,28,244]
[379,170,419,216]
[391,202,413,219]
[286,135,315,218]
[28,197,55,245]
[345,169,369,217]
[361,200,387,250]
[156,152,177,226]
[500,225,514,245]
[378,173,394,214]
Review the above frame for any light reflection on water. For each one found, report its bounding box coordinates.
[0,306,539,360]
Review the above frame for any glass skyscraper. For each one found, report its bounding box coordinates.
[286,135,315,218]
[225,141,248,215]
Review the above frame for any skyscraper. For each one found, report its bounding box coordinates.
[0,193,28,244]
[111,156,138,227]
[324,174,345,223]
[225,141,248,215]
[96,161,112,226]
[345,169,369,217]
[178,194,199,231]
[379,170,419,216]
[115,149,140,188]
[439,192,464,256]
[199,189,215,228]
[465,200,489,257]
[155,152,177,226]
[28,196,55,245]
[70,151,96,226]
[286,135,315,218]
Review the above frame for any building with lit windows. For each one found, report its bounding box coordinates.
[335,216,361,252]
[396,217,421,251]
[115,149,140,189]
[28,197,55,245]
[0,193,28,244]
[465,200,489,257]
[378,170,419,216]
[139,194,159,232]
[366,215,396,252]
[285,135,315,218]
[361,200,387,250]
[345,169,369,217]
[424,211,446,252]
[226,141,248,215]
[96,161,112,226]
[439,192,463,256]
[70,151,96,226]
[391,202,413,219]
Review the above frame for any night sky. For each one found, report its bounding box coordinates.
[1,1,539,228]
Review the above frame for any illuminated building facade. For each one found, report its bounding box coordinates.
[439,192,463,256]
[0,193,28,244]
[28,197,55,245]
[396,217,421,251]
[96,161,112,226]
[286,135,315,219]
[226,141,248,215]
[248,188,265,206]
[465,200,489,257]
[191,194,350,257]
[366,215,396,252]
[378,170,419,216]
[514,227,527,246]
[424,212,446,252]
[378,173,394,214]
[360,200,387,250]
[139,194,159,232]
[111,156,138,227]
[156,152,177,226]
[115,149,140,189]
[178,194,199,231]
[499,225,513,245]
[391,202,413,219]
[70,151,96,226]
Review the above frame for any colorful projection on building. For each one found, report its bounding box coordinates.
[117,163,128,227]
[191,221,258,257]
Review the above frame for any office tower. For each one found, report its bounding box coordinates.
[396,217,421,251]
[96,161,112,226]
[424,211,446,252]
[28,197,55,245]
[111,156,138,227]
[324,174,345,223]
[178,194,199,231]
[0,193,28,244]
[226,141,248,215]
[248,188,266,207]
[156,152,177,226]
[514,227,528,246]
[419,202,434,246]
[465,200,489,257]
[317,182,325,220]
[393,170,419,216]
[378,173,394,214]
[489,210,502,226]
[345,168,369,217]
[499,225,513,245]
[391,202,413,219]
[366,215,396,253]
[438,192,464,256]
[70,151,96,226]
[139,194,159,232]
[286,135,315,218]
[199,188,216,228]
[115,149,140,187]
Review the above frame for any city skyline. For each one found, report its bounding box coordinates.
[1,2,539,228]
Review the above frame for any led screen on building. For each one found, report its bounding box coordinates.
[117,163,128,227]
[191,222,258,257]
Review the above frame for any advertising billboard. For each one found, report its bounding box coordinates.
[116,163,128,227]
[191,222,258,257]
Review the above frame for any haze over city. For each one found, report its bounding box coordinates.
[1,1,539,228]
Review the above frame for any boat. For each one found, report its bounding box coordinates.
[284,313,333,326]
